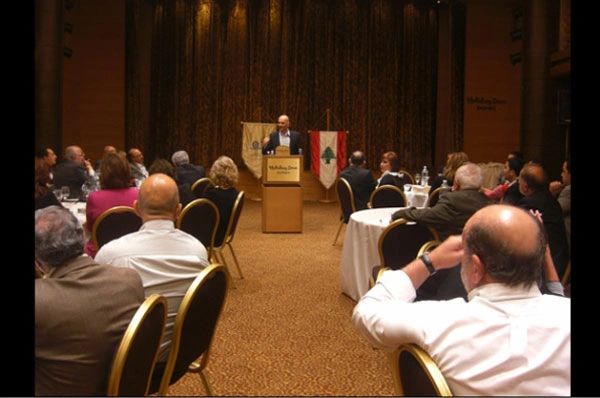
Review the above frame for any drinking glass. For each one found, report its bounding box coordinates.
[414,173,421,186]
[403,184,412,192]
[53,189,63,201]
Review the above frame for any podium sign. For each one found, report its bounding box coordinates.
[262,155,303,185]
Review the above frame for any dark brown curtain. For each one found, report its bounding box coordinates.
[126,0,443,173]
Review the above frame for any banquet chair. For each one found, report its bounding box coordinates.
[213,191,245,279]
[425,187,447,208]
[92,206,142,251]
[148,263,229,396]
[378,219,440,270]
[333,177,356,246]
[369,185,407,208]
[192,177,213,199]
[397,170,415,185]
[369,223,439,289]
[417,240,442,258]
[390,343,452,396]
[107,294,167,396]
[176,198,220,261]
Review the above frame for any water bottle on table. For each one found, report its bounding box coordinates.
[421,166,429,187]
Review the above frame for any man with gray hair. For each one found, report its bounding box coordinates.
[35,206,144,396]
[171,150,205,186]
[391,162,492,300]
[52,145,96,199]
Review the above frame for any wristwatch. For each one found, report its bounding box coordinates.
[419,252,436,275]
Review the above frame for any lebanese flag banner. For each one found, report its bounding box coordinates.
[310,130,348,189]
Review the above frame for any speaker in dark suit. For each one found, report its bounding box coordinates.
[261,114,302,155]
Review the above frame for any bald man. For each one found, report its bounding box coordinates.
[340,150,376,211]
[261,114,302,155]
[127,147,149,181]
[95,173,209,363]
[353,205,570,395]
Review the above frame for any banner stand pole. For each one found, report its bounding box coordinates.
[318,186,335,203]
[249,177,263,201]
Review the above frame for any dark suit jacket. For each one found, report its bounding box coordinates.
[35,256,144,396]
[175,163,205,186]
[52,160,89,199]
[340,166,375,211]
[502,181,523,205]
[262,130,301,155]
[517,190,570,278]
[391,188,492,301]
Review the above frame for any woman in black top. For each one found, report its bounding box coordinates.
[204,156,239,246]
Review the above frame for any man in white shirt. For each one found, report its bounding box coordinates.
[95,173,209,362]
[127,147,149,182]
[352,204,570,396]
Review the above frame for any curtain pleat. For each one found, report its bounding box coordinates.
[126,0,461,174]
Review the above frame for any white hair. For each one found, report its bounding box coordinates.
[455,162,483,189]
[171,150,190,166]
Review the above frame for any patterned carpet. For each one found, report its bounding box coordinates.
[167,200,394,396]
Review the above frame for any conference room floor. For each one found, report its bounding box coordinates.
[168,200,393,396]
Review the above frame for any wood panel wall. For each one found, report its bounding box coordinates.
[62,0,125,163]
[462,0,522,163]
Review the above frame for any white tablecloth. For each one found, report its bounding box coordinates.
[340,207,405,301]
[62,201,87,226]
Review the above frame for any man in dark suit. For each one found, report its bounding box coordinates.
[340,151,376,211]
[261,114,302,155]
[391,162,492,300]
[171,150,205,186]
[35,206,144,396]
[517,162,569,279]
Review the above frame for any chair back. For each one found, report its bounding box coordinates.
[107,294,167,396]
[397,169,415,185]
[191,177,213,199]
[157,263,229,395]
[369,185,407,208]
[417,240,442,258]
[335,178,356,223]
[220,191,245,247]
[92,206,142,251]
[425,187,449,208]
[378,219,439,269]
[176,198,220,260]
[390,343,452,396]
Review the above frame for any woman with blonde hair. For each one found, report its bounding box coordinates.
[204,156,239,245]
[430,151,469,192]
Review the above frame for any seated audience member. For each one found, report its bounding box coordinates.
[482,155,524,204]
[94,145,117,171]
[429,151,469,192]
[95,173,209,365]
[35,157,62,210]
[52,145,95,199]
[84,153,139,257]
[148,158,194,206]
[353,205,570,396]
[171,150,205,186]
[517,163,570,278]
[375,151,408,189]
[391,163,492,300]
[549,159,571,248]
[127,147,149,183]
[36,146,58,182]
[204,156,240,245]
[339,150,376,211]
[35,206,144,396]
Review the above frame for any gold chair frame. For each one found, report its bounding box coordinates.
[177,198,220,261]
[91,205,141,251]
[157,263,229,396]
[390,343,452,396]
[333,177,356,246]
[369,184,408,208]
[191,177,213,198]
[107,294,167,396]
[213,191,245,279]
[425,187,446,208]
[397,169,415,185]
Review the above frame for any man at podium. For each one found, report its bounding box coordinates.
[262,114,302,155]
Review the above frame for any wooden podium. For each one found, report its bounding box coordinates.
[262,146,303,233]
